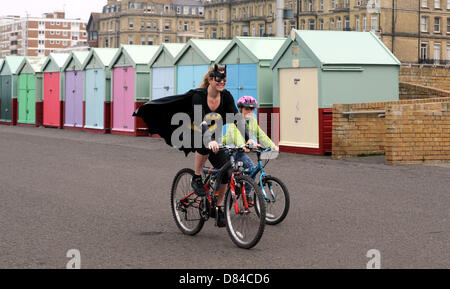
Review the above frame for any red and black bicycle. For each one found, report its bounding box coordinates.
[170,145,266,249]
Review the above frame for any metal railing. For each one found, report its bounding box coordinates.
[419,58,450,66]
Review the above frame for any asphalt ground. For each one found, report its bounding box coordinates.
[0,125,449,269]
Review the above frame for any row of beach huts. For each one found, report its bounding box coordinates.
[0,30,401,155]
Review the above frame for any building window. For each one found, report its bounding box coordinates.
[148,36,154,45]
[319,19,324,30]
[330,18,335,30]
[320,0,324,10]
[421,16,428,32]
[434,17,441,32]
[447,44,450,62]
[421,42,428,60]
[259,24,265,36]
[165,21,170,30]
[337,17,341,30]
[309,19,315,30]
[371,15,378,31]
[434,43,441,64]
[421,0,428,7]
[212,28,217,38]
[301,19,306,30]
[356,16,360,31]
[184,22,189,31]
[128,35,133,45]
[363,14,367,31]
[164,36,169,43]
[331,0,336,9]
[435,0,441,9]
[141,36,146,45]
[447,18,450,33]
[345,16,350,30]
[129,19,134,29]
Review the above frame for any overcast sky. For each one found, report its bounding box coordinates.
[1,0,106,21]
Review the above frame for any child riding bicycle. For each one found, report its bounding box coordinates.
[222,96,279,173]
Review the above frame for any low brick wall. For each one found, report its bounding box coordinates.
[333,97,450,164]
[400,65,450,91]
[385,100,450,164]
[332,102,387,159]
[400,82,450,100]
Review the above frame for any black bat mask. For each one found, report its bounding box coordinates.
[213,64,227,81]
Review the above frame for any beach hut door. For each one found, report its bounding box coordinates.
[279,68,319,149]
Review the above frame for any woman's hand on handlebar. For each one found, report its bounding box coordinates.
[208,141,220,153]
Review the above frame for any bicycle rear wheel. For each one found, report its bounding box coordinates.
[171,168,204,235]
[224,175,266,249]
[260,176,290,225]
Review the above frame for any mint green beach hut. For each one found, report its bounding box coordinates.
[16,56,47,126]
[270,30,401,155]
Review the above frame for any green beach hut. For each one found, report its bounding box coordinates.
[0,55,25,125]
[16,56,47,126]
[270,30,401,155]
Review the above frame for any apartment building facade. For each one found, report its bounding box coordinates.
[296,0,450,64]
[203,0,300,39]
[0,12,88,57]
[98,0,205,48]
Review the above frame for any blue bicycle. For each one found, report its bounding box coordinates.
[237,146,290,225]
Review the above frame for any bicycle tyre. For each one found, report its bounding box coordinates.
[260,175,290,225]
[224,175,266,249]
[171,168,205,236]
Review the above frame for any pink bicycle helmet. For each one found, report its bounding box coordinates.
[237,96,258,109]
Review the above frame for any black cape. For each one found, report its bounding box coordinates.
[133,89,205,156]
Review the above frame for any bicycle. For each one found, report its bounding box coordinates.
[170,145,266,249]
[237,146,290,225]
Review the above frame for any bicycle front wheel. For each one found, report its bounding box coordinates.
[260,176,290,225]
[171,168,204,235]
[224,175,266,249]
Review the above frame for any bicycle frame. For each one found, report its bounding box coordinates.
[244,148,276,202]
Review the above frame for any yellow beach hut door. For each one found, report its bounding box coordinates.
[279,68,319,149]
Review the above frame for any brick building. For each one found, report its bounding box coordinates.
[98,0,205,48]
[203,0,450,64]
[0,12,88,57]
[203,0,297,39]
[87,13,102,47]
[296,0,450,64]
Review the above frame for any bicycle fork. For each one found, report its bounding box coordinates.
[230,174,250,215]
